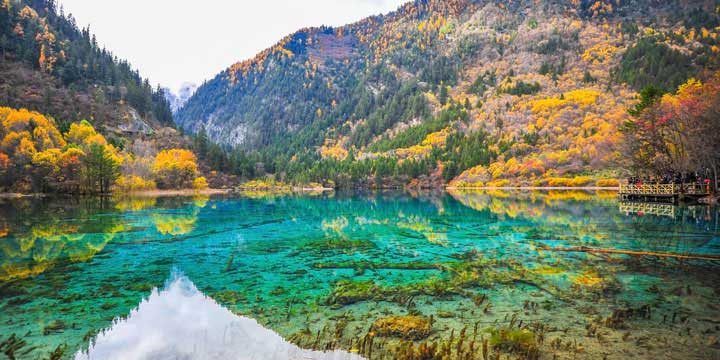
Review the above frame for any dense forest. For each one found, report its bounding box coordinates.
[0,0,173,126]
[0,0,208,194]
[179,0,720,189]
[2,0,718,192]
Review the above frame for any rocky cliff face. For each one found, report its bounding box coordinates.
[164,82,198,114]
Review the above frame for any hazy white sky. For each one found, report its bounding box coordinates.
[57,0,407,93]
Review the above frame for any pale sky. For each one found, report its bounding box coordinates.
[57,0,408,93]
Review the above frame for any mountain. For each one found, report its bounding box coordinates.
[177,0,720,187]
[0,0,177,134]
[164,82,198,114]
[0,0,216,193]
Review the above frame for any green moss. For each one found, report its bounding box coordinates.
[270,286,287,296]
[486,326,538,354]
[326,280,380,305]
[126,282,154,293]
[43,320,67,335]
[212,290,248,305]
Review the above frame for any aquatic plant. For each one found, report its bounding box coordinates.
[305,238,376,251]
[326,280,381,305]
[42,320,66,335]
[485,325,540,359]
[46,344,67,360]
[270,286,287,296]
[0,333,29,359]
[604,304,652,329]
[371,316,432,340]
[212,290,248,305]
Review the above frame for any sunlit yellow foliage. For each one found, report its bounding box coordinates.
[64,121,98,146]
[529,89,600,113]
[543,176,593,187]
[32,148,61,173]
[320,141,348,160]
[529,97,567,113]
[581,43,619,64]
[572,271,603,286]
[115,175,157,192]
[1,108,65,154]
[193,176,209,190]
[153,149,199,189]
[486,179,511,187]
[240,179,292,190]
[595,179,619,187]
[564,89,601,106]
[394,128,448,159]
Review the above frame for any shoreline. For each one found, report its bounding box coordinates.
[0,186,620,199]
[446,186,620,191]
[121,189,231,197]
[0,193,45,199]
[0,189,231,199]
[292,186,335,192]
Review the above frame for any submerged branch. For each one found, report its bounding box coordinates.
[538,245,720,261]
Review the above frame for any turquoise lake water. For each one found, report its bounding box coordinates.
[0,191,718,359]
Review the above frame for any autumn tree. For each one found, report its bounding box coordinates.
[0,152,9,188]
[64,119,122,193]
[58,147,84,193]
[623,73,720,191]
[153,149,200,189]
[31,148,61,191]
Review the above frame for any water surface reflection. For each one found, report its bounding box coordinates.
[76,272,363,360]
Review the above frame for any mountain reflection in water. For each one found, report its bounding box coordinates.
[75,273,363,360]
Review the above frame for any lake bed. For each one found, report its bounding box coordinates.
[0,191,718,359]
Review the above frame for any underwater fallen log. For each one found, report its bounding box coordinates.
[537,245,720,261]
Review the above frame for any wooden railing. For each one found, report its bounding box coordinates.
[619,183,709,196]
[619,202,676,217]
[619,183,675,195]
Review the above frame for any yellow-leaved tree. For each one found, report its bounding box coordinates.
[153,149,200,189]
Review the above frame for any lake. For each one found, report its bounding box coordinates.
[0,191,718,359]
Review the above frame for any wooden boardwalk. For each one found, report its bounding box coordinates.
[619,183,709,203]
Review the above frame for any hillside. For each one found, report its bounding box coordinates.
[0,0,211,193]
[177,0,720,188]
[0,0,177,132]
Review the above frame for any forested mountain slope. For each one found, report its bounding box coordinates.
[0,0,211,193]
[0,0,176,134]
[180,0,720,187]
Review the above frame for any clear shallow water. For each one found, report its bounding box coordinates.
[0,191,718,359]
[75,272,361,360]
